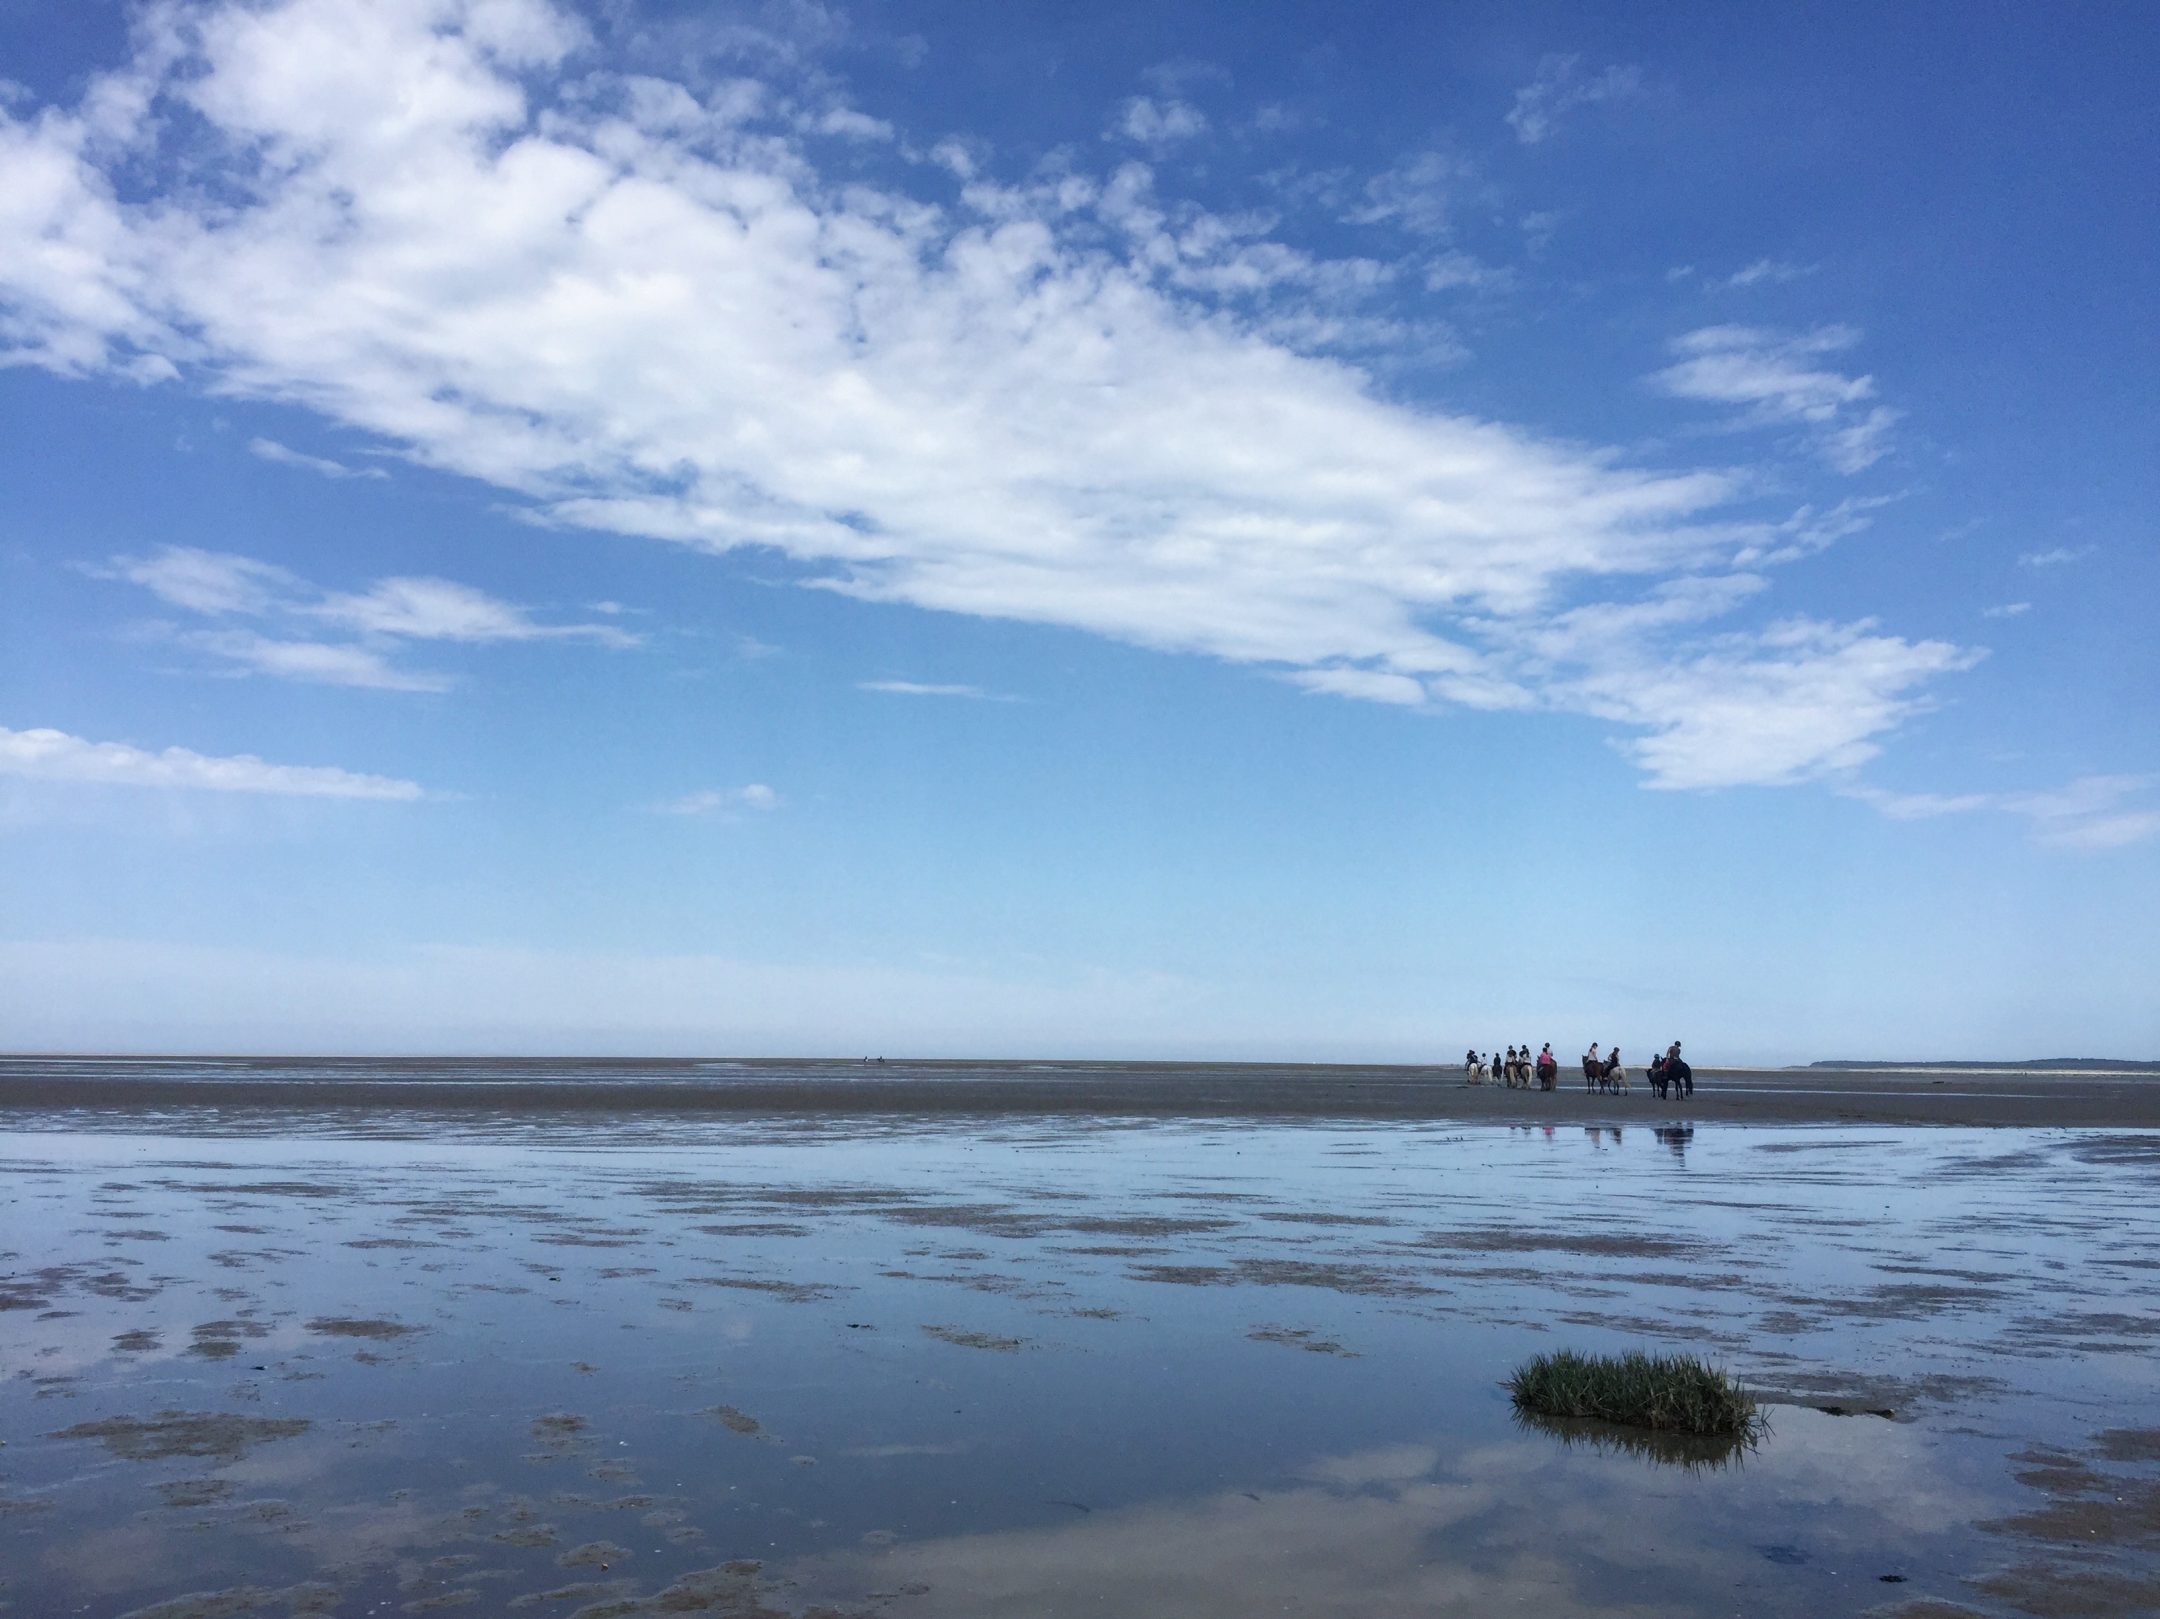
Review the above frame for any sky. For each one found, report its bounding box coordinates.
[0,0,2154,1063]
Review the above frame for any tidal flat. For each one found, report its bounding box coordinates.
[3,1096,2157,1617]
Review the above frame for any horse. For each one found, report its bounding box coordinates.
[1600,1057,1628,1095]
[1465,1056,1489,1085]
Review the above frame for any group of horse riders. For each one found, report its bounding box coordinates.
[1462,1041,1693,1099]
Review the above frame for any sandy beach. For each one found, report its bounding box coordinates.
[5,1056,2159,1128]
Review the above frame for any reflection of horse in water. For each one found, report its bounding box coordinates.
[1654,1125,1694,1158]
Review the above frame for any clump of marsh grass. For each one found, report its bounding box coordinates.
[1505,1349,1766,1441]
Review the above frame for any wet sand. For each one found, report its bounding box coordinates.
[5,1102,2159,1618]
[5,1055,2159,1127]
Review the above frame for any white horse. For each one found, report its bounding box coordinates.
[1465,1057,1489,1085]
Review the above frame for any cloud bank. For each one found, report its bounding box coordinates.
[0,0,1971,790]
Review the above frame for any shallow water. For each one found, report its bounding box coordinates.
[3,1117,2157,1617]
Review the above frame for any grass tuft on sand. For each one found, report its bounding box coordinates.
[1506,1349,1765,1439]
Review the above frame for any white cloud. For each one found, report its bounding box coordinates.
[2018,545,2095,568]
[183,630,450,691]
[1289,667,1427,706]
[1109,96,1208,146]
[311,576,636,644]
[1732,494,1901,567]
[1653,325,1902,472]
[2004,775,2159,848]
[108,546,297,615]
[1841,772,2160,850]
[1422,251,1509,294]
[248,435,387,479]
[653,784,780,815]
[858,680,1014,701]
[809,106,891,142]
[1557,618,1980,790]
[1837,784,1998,821]
[1347,151,1471,238]
[1723,259,1818,289]
[1981,601,2031,619]
[2034,810,2160,850]
[1518,209,1564,255]
[100,545,635,685]
[0,724,423,799]
[1506,55,1643,145]
[0,0,1972,791]
[1817,407,1901,475]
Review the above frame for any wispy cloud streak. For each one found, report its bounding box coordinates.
[100,545,634,688]
[1506,55,1643,144]
[1654,325,1901,472]
[0,724,423,799]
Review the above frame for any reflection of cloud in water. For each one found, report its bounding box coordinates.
[36,1482,499,1608]
[798,1416,1997,1618]
[31,1521,178,1600]
[1301,1442,1438,1487]
[803,1457,1565,1618]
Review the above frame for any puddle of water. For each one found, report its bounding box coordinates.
[2,1117,2156,1617]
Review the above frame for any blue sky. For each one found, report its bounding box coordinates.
[1,0,2154,1061]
